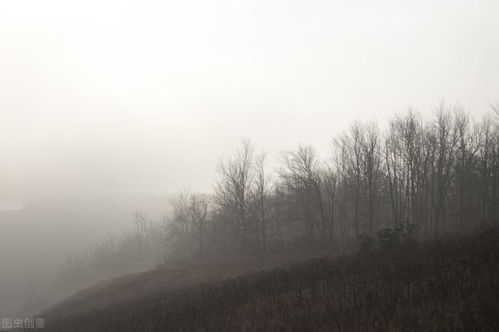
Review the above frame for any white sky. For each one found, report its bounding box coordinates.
[1,0,498,201]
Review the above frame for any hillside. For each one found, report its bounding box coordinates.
[42,229,499,332]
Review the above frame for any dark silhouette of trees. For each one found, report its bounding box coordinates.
[160,107,498,261]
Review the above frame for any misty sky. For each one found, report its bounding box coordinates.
[1,0,499,204]
[0,0,497,242]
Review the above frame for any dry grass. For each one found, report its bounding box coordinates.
[42,229,499,332]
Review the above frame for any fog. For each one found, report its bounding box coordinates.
[1,0,498,318]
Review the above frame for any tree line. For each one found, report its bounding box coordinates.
[167,106,498,260]
[54,106,498,294]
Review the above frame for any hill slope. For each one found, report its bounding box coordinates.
[42,230,499,332]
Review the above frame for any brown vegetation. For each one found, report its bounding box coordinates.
[42,228,499,332]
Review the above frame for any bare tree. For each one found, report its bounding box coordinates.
[215,140,256,252]
[279,145,325,244]
[189,194,209,258]
[133,210,152,269]
[249,152,270,255]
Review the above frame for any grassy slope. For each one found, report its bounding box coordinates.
[43,229,499,332]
